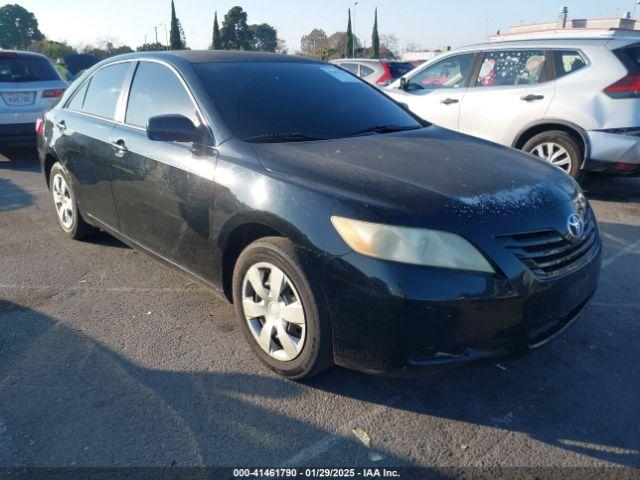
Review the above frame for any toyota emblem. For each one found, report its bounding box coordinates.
[567,213,584,239]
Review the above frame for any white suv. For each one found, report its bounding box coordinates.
[1,50,67,144]
[387,35,640,179]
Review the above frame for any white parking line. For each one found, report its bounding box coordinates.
[602,237,640,269]
[282,395,402,466]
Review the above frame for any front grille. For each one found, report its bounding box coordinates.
[498,210,599,279]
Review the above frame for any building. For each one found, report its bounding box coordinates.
[489,7,640,42]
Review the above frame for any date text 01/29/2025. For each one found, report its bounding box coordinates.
[232,468,401,478]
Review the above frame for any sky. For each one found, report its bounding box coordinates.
[14,0,629,53]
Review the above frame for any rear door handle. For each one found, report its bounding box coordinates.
[440,98,460,105]
[111,139,128,157]
[521,94,545,102]
[55,120,67,131]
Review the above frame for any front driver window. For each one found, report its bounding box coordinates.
[405,53,474,93]
[125,61,199,129]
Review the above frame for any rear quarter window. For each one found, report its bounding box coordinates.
[554,50,587,78]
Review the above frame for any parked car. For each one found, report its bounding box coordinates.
[38,51,600,379]
[386,35,640,179]
[0,50,67,144]
[331,58,415,87]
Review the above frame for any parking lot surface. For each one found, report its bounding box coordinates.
[1,146,639,470]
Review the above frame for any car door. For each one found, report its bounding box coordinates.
[458,49,556,146]
[109,61,218,280]
[53,62,133,229]
[387,52,476,130]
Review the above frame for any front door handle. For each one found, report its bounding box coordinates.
[440,98,460,105]
[55,120,67,131]
[111,139,128,157]
[521,94,545,102]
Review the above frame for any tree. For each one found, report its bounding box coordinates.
[300,29,327,59]
[380,33,398,59]
[211,11,221,49]
[276,38,288,55]
[221,6,252,51]
[0,4,44,49]
[250,23,277,52]
[137,42,166,52]
[371,8,380,59]
[28,40,76,61]
[344,9,354,58]
[169,0,186,50]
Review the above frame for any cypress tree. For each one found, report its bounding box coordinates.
[345,9,353,58]
[371,8,380,58]
[211,11,221,49]
[169,0,183,50]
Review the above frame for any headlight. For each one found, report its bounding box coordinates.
[331,216,494,273]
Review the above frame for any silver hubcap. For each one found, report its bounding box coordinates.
[242,262,306,362]
[52,173,75,230]
[529,142,573,173]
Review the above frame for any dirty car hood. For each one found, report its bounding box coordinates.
[253,126,581,229]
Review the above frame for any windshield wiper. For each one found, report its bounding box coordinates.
[244,132,328,143]
[352,125,421,136]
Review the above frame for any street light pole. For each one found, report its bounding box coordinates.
[353,1,358,58]
[158,24,169,50]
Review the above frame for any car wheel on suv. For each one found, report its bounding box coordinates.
[523,131,582,179]
[232,237,333,379]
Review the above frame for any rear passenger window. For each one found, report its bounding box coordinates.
[339,63,359,75]
[83,63,131,120]
[125,62,198,128]
[66,81,89,111]
[554,50,586,78]
[476,50,547,87]
[360,65,375,77]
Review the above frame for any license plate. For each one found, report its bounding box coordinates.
[1,91,35,106]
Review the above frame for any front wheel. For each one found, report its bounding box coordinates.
[522,131,582,180]
[232,237,333,379]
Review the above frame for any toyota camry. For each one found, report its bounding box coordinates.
[38,51,601,379]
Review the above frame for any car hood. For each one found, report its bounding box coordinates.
[254,127,582,232]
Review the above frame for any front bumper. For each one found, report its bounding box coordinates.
[317,244,601,377]
[584,130,640,175]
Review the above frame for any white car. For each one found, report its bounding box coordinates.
[1,50,67,144]
[386,34,640,179]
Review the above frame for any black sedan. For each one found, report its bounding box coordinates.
[38,51,601,379]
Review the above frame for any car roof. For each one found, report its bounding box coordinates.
[452,36,639,52]
[106,50,324,65]
[0,50,52,60]
[332,58,410,63]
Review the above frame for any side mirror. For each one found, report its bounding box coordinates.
[147,114,201,143]
[400,77,408,91]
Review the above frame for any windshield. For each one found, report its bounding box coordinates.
[193,61,421,142]
[0,55,60,83]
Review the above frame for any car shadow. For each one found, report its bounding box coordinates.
[582,174,640,203]
[0,301,413,470]
[0,178,35,212]
[84,230,130,250]
[0,144,40,173]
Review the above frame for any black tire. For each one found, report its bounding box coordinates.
[49,162,94,240]
[232,237,333,380]
[522,131,583,180]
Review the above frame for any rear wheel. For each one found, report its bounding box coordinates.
[49,162,94,240]
[232,237,333,379]
[522,131,582,180]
